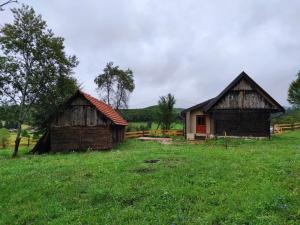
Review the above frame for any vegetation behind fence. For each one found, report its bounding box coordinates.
[125,129,183,139]
[273,122,300,133]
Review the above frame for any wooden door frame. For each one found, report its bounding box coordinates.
[196,115,207,134]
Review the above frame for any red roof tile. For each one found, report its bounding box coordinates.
[79,91,128,126]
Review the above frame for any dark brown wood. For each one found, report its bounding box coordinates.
[50,126,113,151]
[213,110,270,137]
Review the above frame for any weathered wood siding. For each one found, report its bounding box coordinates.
[112,125,126,143]
[52,96,110,127]
[214,78,276,110]
[212,78,273,137]
[50,126,113,151]
[213,110,270,137]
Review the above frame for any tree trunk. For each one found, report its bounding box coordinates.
[12,122,22,157]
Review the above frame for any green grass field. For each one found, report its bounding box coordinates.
[0,132,300,224]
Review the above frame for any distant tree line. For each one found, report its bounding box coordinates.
[120,105,183,124]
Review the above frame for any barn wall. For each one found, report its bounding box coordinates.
[52,96,110,127]
[50,126,113,151]
[112,125,125,143]
[214,91,274,109]
[214,78,277,110]
[212,110,270,137]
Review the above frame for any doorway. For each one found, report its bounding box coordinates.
[196,115,206,133]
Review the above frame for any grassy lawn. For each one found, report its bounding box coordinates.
[0,132,300,224]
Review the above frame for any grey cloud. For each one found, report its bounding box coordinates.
[1,0,299,108]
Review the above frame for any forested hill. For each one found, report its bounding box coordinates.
[119,105,184,122]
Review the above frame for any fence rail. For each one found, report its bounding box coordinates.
[125,129,183,139]
[273,122,300,134]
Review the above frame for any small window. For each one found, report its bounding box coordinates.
[197,116,206,125]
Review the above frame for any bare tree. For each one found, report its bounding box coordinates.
[0,0,18,11]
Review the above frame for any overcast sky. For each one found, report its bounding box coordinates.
[1,0,299,108]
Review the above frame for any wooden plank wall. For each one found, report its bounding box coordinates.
[213,110,270,137]
[52,96,110,127]
[214,78,276,110]
[50,126,113,151]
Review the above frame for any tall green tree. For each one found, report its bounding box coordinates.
[31,75,78,132]
[157,93,176,130]
[288,71,300,108]
[94,62,134,109]
[0,5,78,157]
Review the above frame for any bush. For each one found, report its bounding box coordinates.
[0,128,10,148]
[22,129,30,147]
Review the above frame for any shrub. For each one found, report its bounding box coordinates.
[21,129,30,147]
[0,128,10,148]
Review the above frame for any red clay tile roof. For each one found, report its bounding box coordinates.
[79,91,128,126]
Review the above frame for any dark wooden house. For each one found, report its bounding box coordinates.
[32,90,128,153]
[181,72,285,139]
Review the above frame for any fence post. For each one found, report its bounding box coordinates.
[292,123,294,131]
[224,131,228,149]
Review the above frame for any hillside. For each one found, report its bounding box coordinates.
[272,108,300,124]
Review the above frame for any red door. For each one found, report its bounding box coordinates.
[196,116,206,133]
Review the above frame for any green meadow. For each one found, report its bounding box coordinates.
[0,131,299,224]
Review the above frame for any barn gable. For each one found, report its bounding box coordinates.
[52,95,110,127]
[204,72,285,112]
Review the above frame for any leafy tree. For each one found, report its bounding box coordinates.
[0,105,19,123]
[0,121,2,128]
[31,75,78,132]
[94,62,134,109]
[288,71,300,108]
[4,120,18,129]
[0,5,78,157]
[157,93,176,130]
[0,128,10,148]
[21,129,30,147]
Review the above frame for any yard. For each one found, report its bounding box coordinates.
[0,132,300,224]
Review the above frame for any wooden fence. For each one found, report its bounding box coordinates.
[7,137,37,148]
[273,122,300,134]
[125,129,183,139]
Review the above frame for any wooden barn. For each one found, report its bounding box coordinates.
[32,90,128,153]
[181,72,285,140]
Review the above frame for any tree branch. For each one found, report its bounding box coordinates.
[0,0,17,11]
